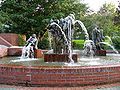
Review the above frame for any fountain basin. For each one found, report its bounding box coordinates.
[0,50,120,86]
[44,54,78,62]
[0,64,120,86]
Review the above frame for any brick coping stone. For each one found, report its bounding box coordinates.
[0,64,120,86]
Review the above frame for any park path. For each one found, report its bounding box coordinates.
[0,82,120,90]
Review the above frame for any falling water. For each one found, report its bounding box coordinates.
[100,42,119,54]
[21,43,34,58]
[50,22,68,45]
[75,20,89,40]
[48,31,52,49]
[68,20,74,63]
[105,36,113,45]
[83,40,95,57]
[74,20,91,56]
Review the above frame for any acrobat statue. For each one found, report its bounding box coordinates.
[21,34,38,58]
[92,26,104,50]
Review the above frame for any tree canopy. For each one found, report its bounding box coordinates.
[0,0,88,39]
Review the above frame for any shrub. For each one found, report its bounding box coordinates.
[18,34,26,46]
[38,38,51,50]
[112,36,120,50]
[72,40,114,50]
[72,40,85,50]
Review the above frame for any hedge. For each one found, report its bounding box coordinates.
[72,40,85,50]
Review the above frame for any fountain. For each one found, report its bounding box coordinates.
[83,26,119,56]
[45,14,90,63]
[0,14,120,87]
[45,14,77,63]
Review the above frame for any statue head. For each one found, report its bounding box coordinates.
[32,34,36,38]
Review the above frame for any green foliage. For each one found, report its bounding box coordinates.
[72,40,117,50]
[113,3,120,36]
[112,37,120,50]
[114,15,120,27]
[73,3,120,43]
[72,40,84,50]
[18,34,26,46]
[38,38,50,50]
[99,3,115,14]
[94,3,118,37]
[75,15,95,40]
[0,0,88,39]
[75,3,119,40]
[103,40,112,50]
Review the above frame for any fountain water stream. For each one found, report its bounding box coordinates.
[100,42,119,54]
[48,31,52,49]
[105,36,114,45]
[83,40,95,57]
[21,34,38,58]
[75,20,89,40]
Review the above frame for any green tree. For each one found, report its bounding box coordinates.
[113,2,120,36]
[0,10,6,33]
[96,3,117,36]
[112,2,120,49]
[0,0,88,39]
[77,3,118,39]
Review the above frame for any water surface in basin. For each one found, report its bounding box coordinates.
[0,53,120,67]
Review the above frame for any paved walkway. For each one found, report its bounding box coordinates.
[0,82,120,90]
[91,86,120,90]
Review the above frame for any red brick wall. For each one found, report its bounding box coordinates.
[0,48,8,57]
[0,36,12,47]
[0,33,26,46]
[0,64,120,86]
[8,48,42,58]
[44,54,78,62]
[8,48,23,56]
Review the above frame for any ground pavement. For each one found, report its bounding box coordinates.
[0,82,120,90]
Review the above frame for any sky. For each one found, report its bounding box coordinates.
[81,0,119,12]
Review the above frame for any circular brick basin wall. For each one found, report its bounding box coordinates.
[0,64,120,86]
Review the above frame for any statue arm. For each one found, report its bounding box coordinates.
[25,36,32,46]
